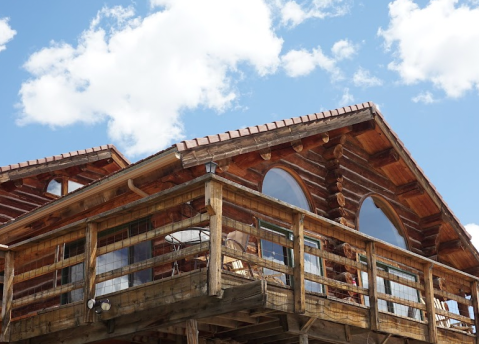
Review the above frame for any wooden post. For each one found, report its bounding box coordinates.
[366,242,379,331]
[470,281,479,344]
[84,222,98,323]
[299,334,309,344]
[1,251,14,342]
[205,180,223,296]
[186,319,198,344]
[293,213,305,314]
[423,263,438,344]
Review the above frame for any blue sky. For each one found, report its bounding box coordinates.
[1,0,479,238]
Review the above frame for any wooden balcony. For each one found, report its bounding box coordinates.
[1,174,479,344]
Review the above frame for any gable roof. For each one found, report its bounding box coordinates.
[0,144,130,225]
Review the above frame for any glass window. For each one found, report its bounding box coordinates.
[259,221,323,293]
[68,180,84,192]
[262,168,310,210]
[62,218,152,303]
[361,259,421,320]
[358,197,407,249]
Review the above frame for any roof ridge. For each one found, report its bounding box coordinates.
[0,144,127,174]
[176,101,376,152]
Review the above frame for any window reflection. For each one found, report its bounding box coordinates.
[262,168,310,210]
[358,197,406,249]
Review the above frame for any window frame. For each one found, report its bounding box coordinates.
[61,217,153,304]
[258,220,324,294]
[359,256,422,320]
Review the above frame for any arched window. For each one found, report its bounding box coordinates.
[47,178,84,197]
[261,168,322,292]
[262,168,310,211]
[358,196,407,249]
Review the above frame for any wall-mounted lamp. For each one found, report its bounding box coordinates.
[87,299,111,314]
[205,161,218,174]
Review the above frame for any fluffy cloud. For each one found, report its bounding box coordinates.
[18,2,283,157]
[331,39,356,60]
[281,39,355,79]
[353,68,383,87]
[0,18,16,52]
[466,223,479,250]
[412,91,437,104]
[281,46,338,78]
[279,0,351,27]
[379,0,479,98]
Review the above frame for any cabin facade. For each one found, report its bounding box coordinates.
[0,102,478,344]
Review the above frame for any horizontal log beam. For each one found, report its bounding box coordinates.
[369,148,400,169]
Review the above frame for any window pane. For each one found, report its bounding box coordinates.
[131,241,152,286]
[263,168,310,210]
[68,180,83,192]
[96,248,129,296]
[359,197,406,249]
[304,239,322,293]
[389,269,421,320]
[260,239,287,285]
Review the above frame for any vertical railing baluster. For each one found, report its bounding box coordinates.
[205,179,223,296]
[423,263,438,344]
[84,222,98,323]
[471,280,479,344]
[293,213,305,314]
[366,242,379,331]
[1,250,14,342]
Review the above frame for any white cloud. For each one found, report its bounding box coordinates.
[281,38,355,79]
[0,18,16,52]
[281,46,338,78]
[412,91,437,104]
[331,39,356,60]
[338,87,354,106]
[278,0,351,27]
[466,223,479,250]
[17,1,283,157]
[379,0,479,98]
[353,67,383,87]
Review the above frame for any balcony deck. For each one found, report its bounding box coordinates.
[1,174,478,344]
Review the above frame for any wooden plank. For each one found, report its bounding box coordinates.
[293,213,305,314]
[13,253,85,284]
[434,289,472,306]
[366,242,379,331]
[96,242,209,284]
[1,251,14,342]
[97,213,210,256]
[299,334,308,344]
[424,263,438,343]
[222,246,293,276]
[377,292,426,311]
[470,281,479,344]
[206,180,223,296]
[83,222,97,323]
[12,281,84,309]
[304,272,368,296]
[435,308,474,325]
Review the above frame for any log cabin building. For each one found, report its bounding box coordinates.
[0,102,478,344]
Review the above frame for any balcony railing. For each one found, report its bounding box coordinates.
[1,173,478,343]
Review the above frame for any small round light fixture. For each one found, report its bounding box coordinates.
[87,299,111,314]
[87,299,96,310]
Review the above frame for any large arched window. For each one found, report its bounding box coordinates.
[262,168,310,211]
[261,168,322,292]
[358,196,407,249]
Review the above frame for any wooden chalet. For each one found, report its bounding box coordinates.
[0,102,478,344]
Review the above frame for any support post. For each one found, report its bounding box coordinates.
[423,263,438,344]
[1,251,14,342]
[84,222,98,323]
[293,213,305,314]
[366,242,379,331]
[299,334,309,344]
[186,319,198,344]
[471,281,479,344]
[205,180,223,296]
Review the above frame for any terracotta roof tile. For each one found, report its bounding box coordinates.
[175,102,376,153]
[0,144,129,177]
